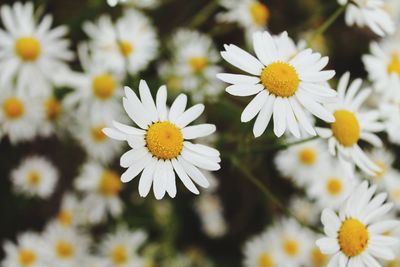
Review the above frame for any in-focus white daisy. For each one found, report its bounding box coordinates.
[275,139,330,187]
[43,223,89,267]
[2,232,45,267]
[0,89,43,143]
[100,228,147,267]
[217,30,336,138]
[11,156,58,199]
[103,80,221,199]
[367,148,400,187]
[243,230,278,267]
[338,0,395,36]
[316,72,384,176]
[0,2,73,96]
[289,197,321,226]
[317,181,400,267]
[55,193,86,227]
[83,10,158,75]
[74,162,123,224]
[195,193,227,238]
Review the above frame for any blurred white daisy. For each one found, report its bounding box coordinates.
[308,241,330,267]
[11,156,58,199]
[289,197,321,226]
[0,2,73,96]
[384,0,400,23]
[384,174,400,211]
[195,193,227,238]
[43,223,89,267]
[338,0,395,36]
[37,95,64,137]
[243,230,278,267]
[100,228,147,267]
[381,103,400,145]
[275,139,330,187]
[217,31,336,138]
[83,10,158,75]
[103,80,221,199]
[55,193,86,227]
[317,181,400,267]
[316,72,384,176]
[367,148,400,187]
[2,232,45,267]
[74,162,123,224]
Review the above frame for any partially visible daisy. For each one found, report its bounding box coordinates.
[11,156,58,199]
[243,230,278,267]
[384,174,400,210]
[103,80,221,199]
[384,0,400,23]
[289,197,321,226]
[2,232,45,267]
[317,181,400,266]
[0,2,73,96]
[83,10,158,75]
[381,103,400,145]
[316,72,384,176]
[308,240,329,267]
[37,94,64,137]
[367,148,400,187]
[55,193,86,227]
[195,193,227,238]
[338,0,395,36]
[74,162,123,224]
[217,30,336,138]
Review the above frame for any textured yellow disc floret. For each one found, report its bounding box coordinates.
[27,171,41,186]
[119,41,134,57]
[283,240,299,256]
[258,252,274,267]
[91,125,107,143]
[18,249,37,266]
[338,219,369,257]
[3,97,25,119]
[311,247,327,267]
[146,121,184,160]
[189,56,208,73]
[331,110,360,147]
[388,54,400,76]
[92,74,117,100]
[15,37,41,61]
[45,97,62,120]
[99,170,122,196]
[56,241,75,258]
[57,210,73,226]
[112,245,129,265]
[261,62,300,97]
[249,2,269,26]
[298,148,317,165]
[326,178,343,195]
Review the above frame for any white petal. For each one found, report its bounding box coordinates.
[181,149,220,171]
[178,156,210,188]
[273,97,286,137]
[139,80,158,122]
[241,91,268,122]
[316,238,340,254]
[121,153,152,183]
[169,94,187,122]
[156,85,168,121]
[253,94,274,137]
[171,159,199,195]
[138,159,157,197]
[175,104,205,128]
[226,83,264,97]
[182,124,216,139]
[216,73,260,85]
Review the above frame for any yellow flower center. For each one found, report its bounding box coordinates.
[18,249,37,266]
[111,245,129,265]
[26,171,41,186]
[55,241,75,258]
[98,170,122,196]
[261,62,300,97]
[189,57,208,73]
[91,125,107,143]
[331,110,360,147]
[92,74,117,100]
[258,252,274,267]
[388,259,400,267]
[283,239,299,256]
[388,54,400,76]
[338,218,369,257]
[311,247,327,267]
[119,41,134,57]
[45,97,62,120]
[57,210,73,226]
[15,37,41,61]
[167,76,182,92]
[3,97,25,119]
[298,148,317,165]
[249,2,270,26]
[146,121,184,160]
[326,178,343,196]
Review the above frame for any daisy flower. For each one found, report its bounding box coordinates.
[308,242,330,267]
[317,181,400,267]
[367,148,400,187]
[243,230,278,267]
[275,139,330,187]
[103,80,221,199]
[74,162,123,224]
[338,0,395,36]
[2,232,45,267]
[217,30,336,138]
[381,103,400,145]
[37,94,64,137]
[11,156,58,199]
[384,174,400,211]
[316,72,384,176]
[100,228,147,267]
[55,193,86,227]
[83,10,158,75]
[0,2,73,96]
[289,197,321,225]
[195,193,227,238]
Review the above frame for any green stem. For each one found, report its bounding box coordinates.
[188,0,219,29]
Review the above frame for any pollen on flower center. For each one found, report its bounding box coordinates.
[3,97,25,119]
[99,170,122,196]
[189,56,208,72]
[57,210,73,226]
[92,74,117,100]
[118,41,134,57]
[258,252,274,267]
[26,171,41,186]
[15,37,41,61]
[338,218,369,257]
[261,62,300,97]
[249,2,270,26]
[298,148,317,165]
[91,125,107,143]
[387,54,400,76]
[112,245,129,265]
[146,121,184,160]
[326,178,343,195]
[18,249,37,266]
[331,110,360,147]
[283,239,299,256]
[55,241,75,258]
[45,97,62,120]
